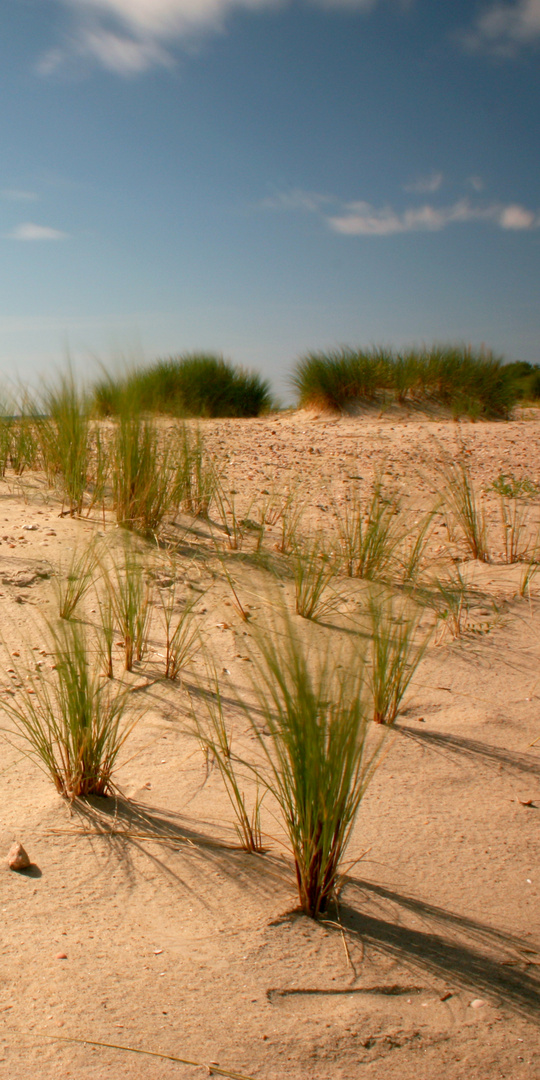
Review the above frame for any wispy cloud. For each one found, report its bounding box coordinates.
[462,0,540,56]
[327,198,538,235]
[403,171,443,194]
[43,0,403,74]
[260,187,538,236]
[467,175,485,192]
[8,223,69,241]
[1,189,39,202]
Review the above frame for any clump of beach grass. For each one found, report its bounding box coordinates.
[8,403,39,475]
[490,472,539,564]
[3,617,134,799]
[292,344,517,419]
[243,614,385,917]
[36,371,91,516]
[442,456,490,563]
[335,475,402,580]
[368,592,429,725]
[212,482,254,552]
[396,508,438,587]
[51,539,100,620]
[172,424,218,517]
[268,483,306,556]
[292,538,340,620]
[158,576,200,680]
[194,674,264,853]
[102,543,153,671]
[92,353,272,419]
[111,408,172,534]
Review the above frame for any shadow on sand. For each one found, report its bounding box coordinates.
[334,877,540,1020]
[398,724,540,778]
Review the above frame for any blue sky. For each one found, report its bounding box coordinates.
[1,0,539,395]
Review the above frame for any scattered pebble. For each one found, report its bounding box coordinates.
[470,998,487,1009]
[7,842,31,871]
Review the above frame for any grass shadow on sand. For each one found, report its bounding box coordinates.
[398,725,540,778]
[65,794,289,903]
[338,878,540,1020]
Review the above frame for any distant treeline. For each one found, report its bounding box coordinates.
[87,347,540,420]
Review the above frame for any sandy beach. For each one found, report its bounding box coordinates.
[0,410,539,1080]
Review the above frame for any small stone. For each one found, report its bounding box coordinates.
[56,953,68,960]
[7,842,31,871]
[470,998,487,1009]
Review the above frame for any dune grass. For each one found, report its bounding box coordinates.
[172,424,218,517]
[293,345,519,419]
[490,472,539,563]
[334,475,402,580]
[35,372,91,516]
[52,540,100,620]
[195,674,264,853]
[442,456,490,562]
[158,579,200,680]
[111,409,173,534]
[4,617,134,799]
[243,615,384,917]
[292,538,340,620]
[102,544,153,671]
[93,353,272,419]
[368,593,429,725]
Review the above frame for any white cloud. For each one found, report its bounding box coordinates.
[327,198,538,235]
[464,0,540,55]
[76,27,172,73]
[403,171,443,194]
[44,0,401,73]
[8,223,68,241]
[498,204,536,229]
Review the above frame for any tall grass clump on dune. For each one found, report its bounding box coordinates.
[102,543,153,672]
[490,472,539,564]
[334,475,402,580]
[442,456,490,562]
[424,346,515,419]
[292,538,340,620]
[244,617,385,918]
[368,593,429,725]
[293,345,517,418]
[93,353,272,419]
[172,424,218,517]
[111,408,172,533]
[195,675,264,854]
[4,618,133,799]
[292,348,388,411]
[35,372,91,516]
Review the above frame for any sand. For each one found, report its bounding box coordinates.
[0,410,539,1079]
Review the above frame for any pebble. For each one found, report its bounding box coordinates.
[470,998,487,1009]
[7,842,31,871]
